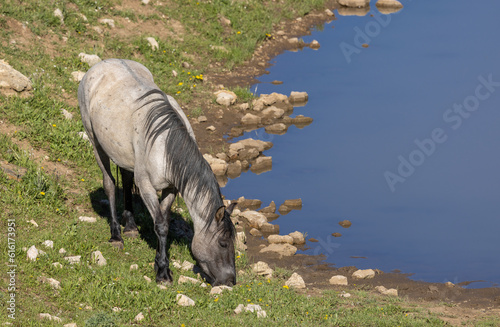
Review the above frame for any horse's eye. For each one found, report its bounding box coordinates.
[219,240,228,248]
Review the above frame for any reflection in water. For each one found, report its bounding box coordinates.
[337,6,370,17]
[223,0,500,288]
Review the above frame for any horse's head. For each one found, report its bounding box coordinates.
[191,203,237,286]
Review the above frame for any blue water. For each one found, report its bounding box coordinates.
[223,0,500,287]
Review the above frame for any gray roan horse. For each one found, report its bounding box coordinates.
[78,59,236,286]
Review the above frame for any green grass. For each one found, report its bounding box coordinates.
[0,0,493,326]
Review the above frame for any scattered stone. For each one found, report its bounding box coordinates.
[134,312,145,322]
[42,240,54,249]
[236,231,247,250]
[53,8,64,24]
[261,106,285,119]
[203,154,228,176]
[92,26,103,34]
[197,115,207,123]
[241,113,261,125]
[260,243,297,256]
[206,125,216,132]
[362,43,369,48]
[79,216,96,223]
[339,292,351,298]
[239,210,267,229]
[267,234,294,245]
[238,103,250,110]
[176,294,195,306]
[288,231,306,245]
[181,260,194,271]
[338,0,370,7]
[143,275,152,283]
[286,272,306,289]
[219,15,231,26]
[251,156,272,172]
[352,269,376,279]
[98,18,115,28]
[214,90,237,106]
[292,115,313,126]
[59,248,66,254]
[0,60,33,95]
[64,256,81,264]
[260,222,279,234]
[265,123,287,134]
[339,220,352,228]
[325,8,335,16]
[259,201,276,214]
[288,37,302,47]
[249,228,262,237]
[64,323,78,327]
[445,281,455,288]
[171,70,178,78]
[234,304,245,314]
[41,277,61,289]
[181,62,190,69]
[157,284,168,290]
[284,198,302,209]
[39,313,62,322]
[112,307,122,312]
[289,91,309,103]
[27,245,38,261]
[376,0,403,11]
[130,264,139,271]
[52,262,63,268]
[252,261,273,278]
[91,250,107,266]
[278,204,291,215]
[329,275,348,286]
[236,197,262,210]
[78,53,102,67]
[141,0,150,4]
[375,285,398,296]
[310,40,321,49]
[28,219,39,227]
[309,238,319,243]
[210,285,233,295]
[227,161,242,177]
[146,37,159,51]
[60,108,73,120]
[332,232,342,237]
[178,275,201,285]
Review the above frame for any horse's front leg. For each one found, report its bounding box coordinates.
[135,178,173,283]
[120,168,138,237]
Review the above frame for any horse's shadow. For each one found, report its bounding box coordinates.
[88,187,193,252]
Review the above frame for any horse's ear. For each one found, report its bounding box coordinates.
[226,202,237,215]
[215,206,225,222]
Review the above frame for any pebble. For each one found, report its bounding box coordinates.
[181,260,194,271]
[210,285,233,295]
[375,285,398,296]
[329,275,348,286]
[339,220,352,228]
[143,276,152,283]
[197,115,207,123]
[42,240,54,248]
[130,264,139,270]
[146,37,159,51]
[78,53,102,67]
[176,294,195,306]
[79,216,96,223]
[64,256,81,264]
[60,108,73,120]
[27,245,38,261]
[206,125,216,131]
[268,234,294,245]
[177,275,200,285]
[289,91,309,103]
[252,261,273,278]
[91,250,107,266]
[249,228,262,237]
[71,71,86,82]
[59,248,67,254]
[134,312,144,322]
[39,313,62,322]
[28,219,39,227]
[259,243,297,257]
[52,262,63,268]
[310,40,321,49]
[285,272,306,289]
[98,18,115,28]
[352,269,376,279]
[288,231,306,245]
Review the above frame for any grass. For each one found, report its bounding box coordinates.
[0,0,496,326]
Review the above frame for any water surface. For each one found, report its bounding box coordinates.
[223,0,500,287]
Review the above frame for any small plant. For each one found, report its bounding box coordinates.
[232,86,256,103]
[190,106,204,118]
[85,313,116,327]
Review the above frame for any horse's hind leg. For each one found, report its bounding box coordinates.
[120,168,138,237]
[93,144,123,247]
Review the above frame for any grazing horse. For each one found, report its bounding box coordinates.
[78,59,236,286]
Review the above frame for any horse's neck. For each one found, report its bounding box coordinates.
[179,168,223,234]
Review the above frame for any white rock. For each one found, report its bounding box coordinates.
[91,251,107,266]
[71,71,86,82]
[268,235,294,244]
[64,323,78,327]
[78,216,96,223]
[53,8,64,24]
[146,37,159,51]
[0,59,33,95]
[64,256,81,264]
[265,123,287,133]
[288,231,306,245]
[28,219,38,227]
[325,8,335,16]
[340,292,351,298]
[176,294,195,306]
[52,262,63,268]
[289,91,309,103]
[210,285,233,295]
[242,304,266,317]
[214,90,237,106]
[46,278,61,289]
[172,70,178,77]
[375,285,398,296]
[59,248,67,254]
[130,264,139,271]
[78,131,90,142]
[261,106,284,119]
[135,312,144,321]
[98,18,115,28]
[257,310,267,318]
[60,108,73,120]
[78,53,102,67]
[252,261,273,278]
[181,260,194,271]
[241,113,261,125]
[39,313,62,322]
[143,276,152,283]
[259,243,297,256]
[285,272,306,289]
[178,275,200,285]
[27,245,38,261]
[172,260,182,269]
[234,304,245,314]
[329,275,348,286]
[376,0,403,9]
[141,0,150,4]
[338,0,370,7]
[352,269,376,279]
[206,125,216,131]
[112,307,122,312]
[251,156,272,172]
[239,210,267,228]
[42,240,54,249]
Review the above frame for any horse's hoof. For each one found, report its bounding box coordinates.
[123,229,139,238]
[109,240,124,250]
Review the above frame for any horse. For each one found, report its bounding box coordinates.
[78,59,236,286]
